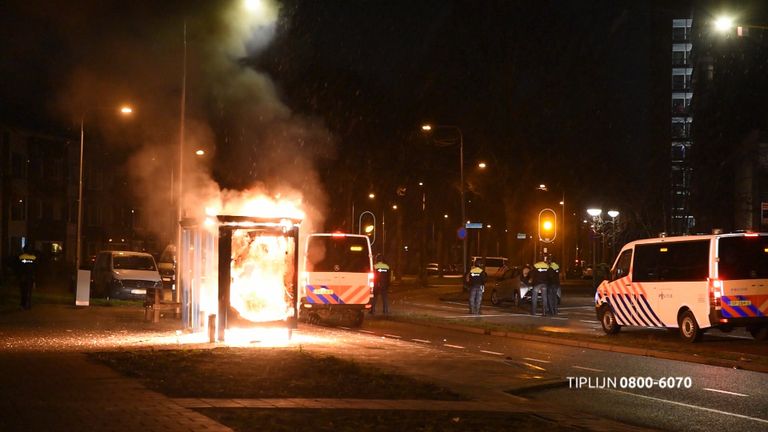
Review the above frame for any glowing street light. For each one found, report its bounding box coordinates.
[478,161,487,169]
[587,208,603,217]
[76,105,134,299]
[421,123,466,274]
[714,15,735,33]
[195,149,205,156]
[368,192,375,199]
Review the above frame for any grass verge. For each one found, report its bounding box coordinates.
[89,348,465,400]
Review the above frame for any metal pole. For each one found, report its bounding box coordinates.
[75,117,85,272]
[459,128,466,276]
[561,191,566,276]
[175,20,187,303]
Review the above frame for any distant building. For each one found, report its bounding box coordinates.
[0,125,74,275]
[670,18,696,235]
[689,13,768,233]
[669,7,768,234]
[0,125,159,279]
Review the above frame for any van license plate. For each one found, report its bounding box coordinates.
[131,289,147,295]
[728,300,751,306]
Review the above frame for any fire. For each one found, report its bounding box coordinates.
[199,189,305,327]
[230,230,295,322]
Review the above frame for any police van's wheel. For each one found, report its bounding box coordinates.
[490,290,500,306]
[351,311,365,328]
[599,305,621,335]
[678,311,702,343]
[748,325,768,341]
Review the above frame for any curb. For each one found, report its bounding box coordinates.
[387,315,768,374]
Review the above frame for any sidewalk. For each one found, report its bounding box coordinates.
[0,351,232,432]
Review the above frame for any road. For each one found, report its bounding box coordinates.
[345,316,768,431]
[305,276,768,430]
[398,275,760,347]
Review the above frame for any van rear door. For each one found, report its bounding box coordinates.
[716,235,768,320]
[304,235,372,306]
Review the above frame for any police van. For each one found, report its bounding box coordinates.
[595,232,768,342]
[299,233,373,326]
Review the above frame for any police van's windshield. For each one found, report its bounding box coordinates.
[307,236,370,272]
[114,255,157,271]
[719,236,768,280]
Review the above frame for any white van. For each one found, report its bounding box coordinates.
[471,256,508,279]
[595,233,768,342]
[91,251,162,300]
[299,233,373,326]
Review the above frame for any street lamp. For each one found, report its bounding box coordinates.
[421,123,466,275]
[76,105,133,297]
[713,15,768,34]
[607,210,620,259]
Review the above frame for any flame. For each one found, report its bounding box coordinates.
[230,230,295,322]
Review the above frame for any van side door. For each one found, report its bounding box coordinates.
[630,245,667,327]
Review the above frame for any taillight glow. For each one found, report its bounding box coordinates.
[708,278,723,309]
[368,272,374,290]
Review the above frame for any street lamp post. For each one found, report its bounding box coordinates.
[76,106,133,302]
[421,124,466,275]
[586,208,602,288]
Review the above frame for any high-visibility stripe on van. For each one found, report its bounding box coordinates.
[720,295,767,318]
[305,284,371,305]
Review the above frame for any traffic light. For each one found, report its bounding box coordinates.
[359,211,376,245]
[538,208,557,243]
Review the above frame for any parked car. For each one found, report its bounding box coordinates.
[426,262,440,275]
[90,251,162,300]
[490,267,561,306]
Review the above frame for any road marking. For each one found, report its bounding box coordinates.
[523,357,551,364]
[609,389,767,425]
[721,334,753,340]
[558,306,593,310]
[703,388,749,397]
[383,334,401,339]
[444,344,466,349]
[479,350,504,356]
[338,326,350,330]
[580,320,601,324]
[411,339,431,344]
[358,330,375,334]
[572,365,604,372]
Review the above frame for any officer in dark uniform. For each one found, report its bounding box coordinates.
[466,259,487,315]
[532,256,549,316]
[18,246,37,310]
[370,253,391,315]
[546,258,561,316]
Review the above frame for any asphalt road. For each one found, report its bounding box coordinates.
[349,317,768,431]
[401,276,760,346]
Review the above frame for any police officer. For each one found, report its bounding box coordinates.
[18,246,37,310]
[466,259,487,315]
[370,253,391,315]
[546,258,561,316]
[532,256,549,316]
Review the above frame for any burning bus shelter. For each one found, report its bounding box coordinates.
[179,215,301,342]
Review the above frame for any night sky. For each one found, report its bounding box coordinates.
[1,1,765,246]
